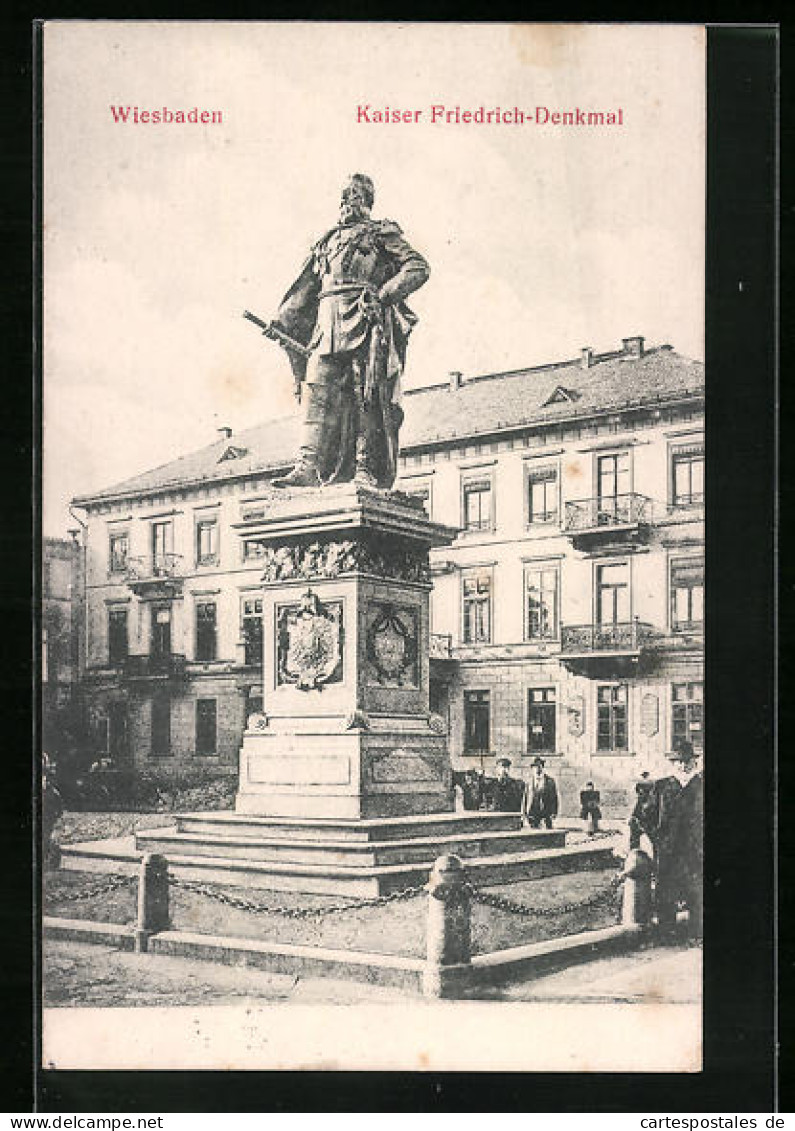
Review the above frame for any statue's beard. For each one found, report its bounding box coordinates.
[340,201,369,224]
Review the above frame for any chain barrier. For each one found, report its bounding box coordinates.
[168,874,425,920]
[467,871,623,920]
[44,873,136,905]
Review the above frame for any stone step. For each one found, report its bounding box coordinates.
[60,834,619,897]
[134,826,565,867]
[174,810,523,843]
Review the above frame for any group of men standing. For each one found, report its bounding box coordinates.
[628,742,703,937]
[454,744,702,939]
[456,756,559,827]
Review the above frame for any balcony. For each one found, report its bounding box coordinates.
[564,493,653,548]
[122,652,187,681]
[560,619,657,675]
[125,553,184,597]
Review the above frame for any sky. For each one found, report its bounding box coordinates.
[43,22,705,536]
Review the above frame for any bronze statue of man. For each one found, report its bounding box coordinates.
[270,174,430,489]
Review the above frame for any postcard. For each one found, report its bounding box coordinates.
[41,21,706,1074]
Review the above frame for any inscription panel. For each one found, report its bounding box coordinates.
[248,753,351,786]
[370,749,441,784]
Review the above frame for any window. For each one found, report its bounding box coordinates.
[525,564,559,641]
[151,695,171,756]
[670,559,704,631]
[151,521,173,574]
[597,684,629,752]
[527,466,558,524]
[462,570,492,644]
[462,478,492,532]
[672,682,703,752]
[596,562,630,625]
[243,540,266,561]
[528,688,556,753]
[597,452,630,519]
[196,699,217,756]
[671,445,704,507]
[195,601,217,661]
[463,690,490,753]
[108,702,128,763]
[108,608,129,665]
[241,596,263,666]
[151,605,171,657]
[109,532,129,573]
[196,519,218,566]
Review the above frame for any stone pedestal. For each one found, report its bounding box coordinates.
[235,484,458,818]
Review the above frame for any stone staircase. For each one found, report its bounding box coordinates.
[61,811,619,896]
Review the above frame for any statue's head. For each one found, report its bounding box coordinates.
[340,173,374,224]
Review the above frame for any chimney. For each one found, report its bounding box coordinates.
[622,336,645,358]
[581,347,594,369]
[449,370,463,391]
[218,426,233,440]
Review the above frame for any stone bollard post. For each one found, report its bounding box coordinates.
[134,853,170,953]
[423,854,472,998]
[621,848,653,928]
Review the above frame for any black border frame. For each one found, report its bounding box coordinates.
[0,16,778,1113]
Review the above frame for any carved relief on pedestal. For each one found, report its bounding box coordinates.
[261,534,430,585]
[365,603,419,688]
[640,692,660,737]
[568,693,586,737]
[276,589,343,691]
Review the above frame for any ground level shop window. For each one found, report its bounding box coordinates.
[672,682,703,752]
[196,698,217,756]
[597,684,628,752]
[463,690,490,754]
[151,695,171,756]
[528,687,556,753]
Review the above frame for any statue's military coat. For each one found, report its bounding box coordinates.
[274,218,429,486]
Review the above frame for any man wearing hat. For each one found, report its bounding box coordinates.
[525,756,559,829]
[653,741,703,938]
[488,756,526,813]
[629,771,658,850]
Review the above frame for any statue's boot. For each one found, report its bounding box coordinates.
[273,384,325,489]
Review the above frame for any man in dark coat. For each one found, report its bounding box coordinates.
[628,771,658,850]
[42,752,63,868]
[271,173,430,489]
[525,756,559,828]
[579,780,602,834]
[488,757,526,813]
[653,742,703,938]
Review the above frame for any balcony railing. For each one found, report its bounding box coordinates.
[429,633,453,660]
[564,493,653,535]
[122,652,187,679]
[672,619,704,635]
[126,553,183,581]
[561,620,656,655]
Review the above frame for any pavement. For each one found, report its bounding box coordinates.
[43,934,701,1008]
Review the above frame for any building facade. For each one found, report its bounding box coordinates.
[42,535,84,764]
[72,336,703,813]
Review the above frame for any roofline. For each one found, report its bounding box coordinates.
[403,342,690,396]
[70,385,704,511]
[404,387,704,452]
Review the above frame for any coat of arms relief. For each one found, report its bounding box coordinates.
[276,590,344,690]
